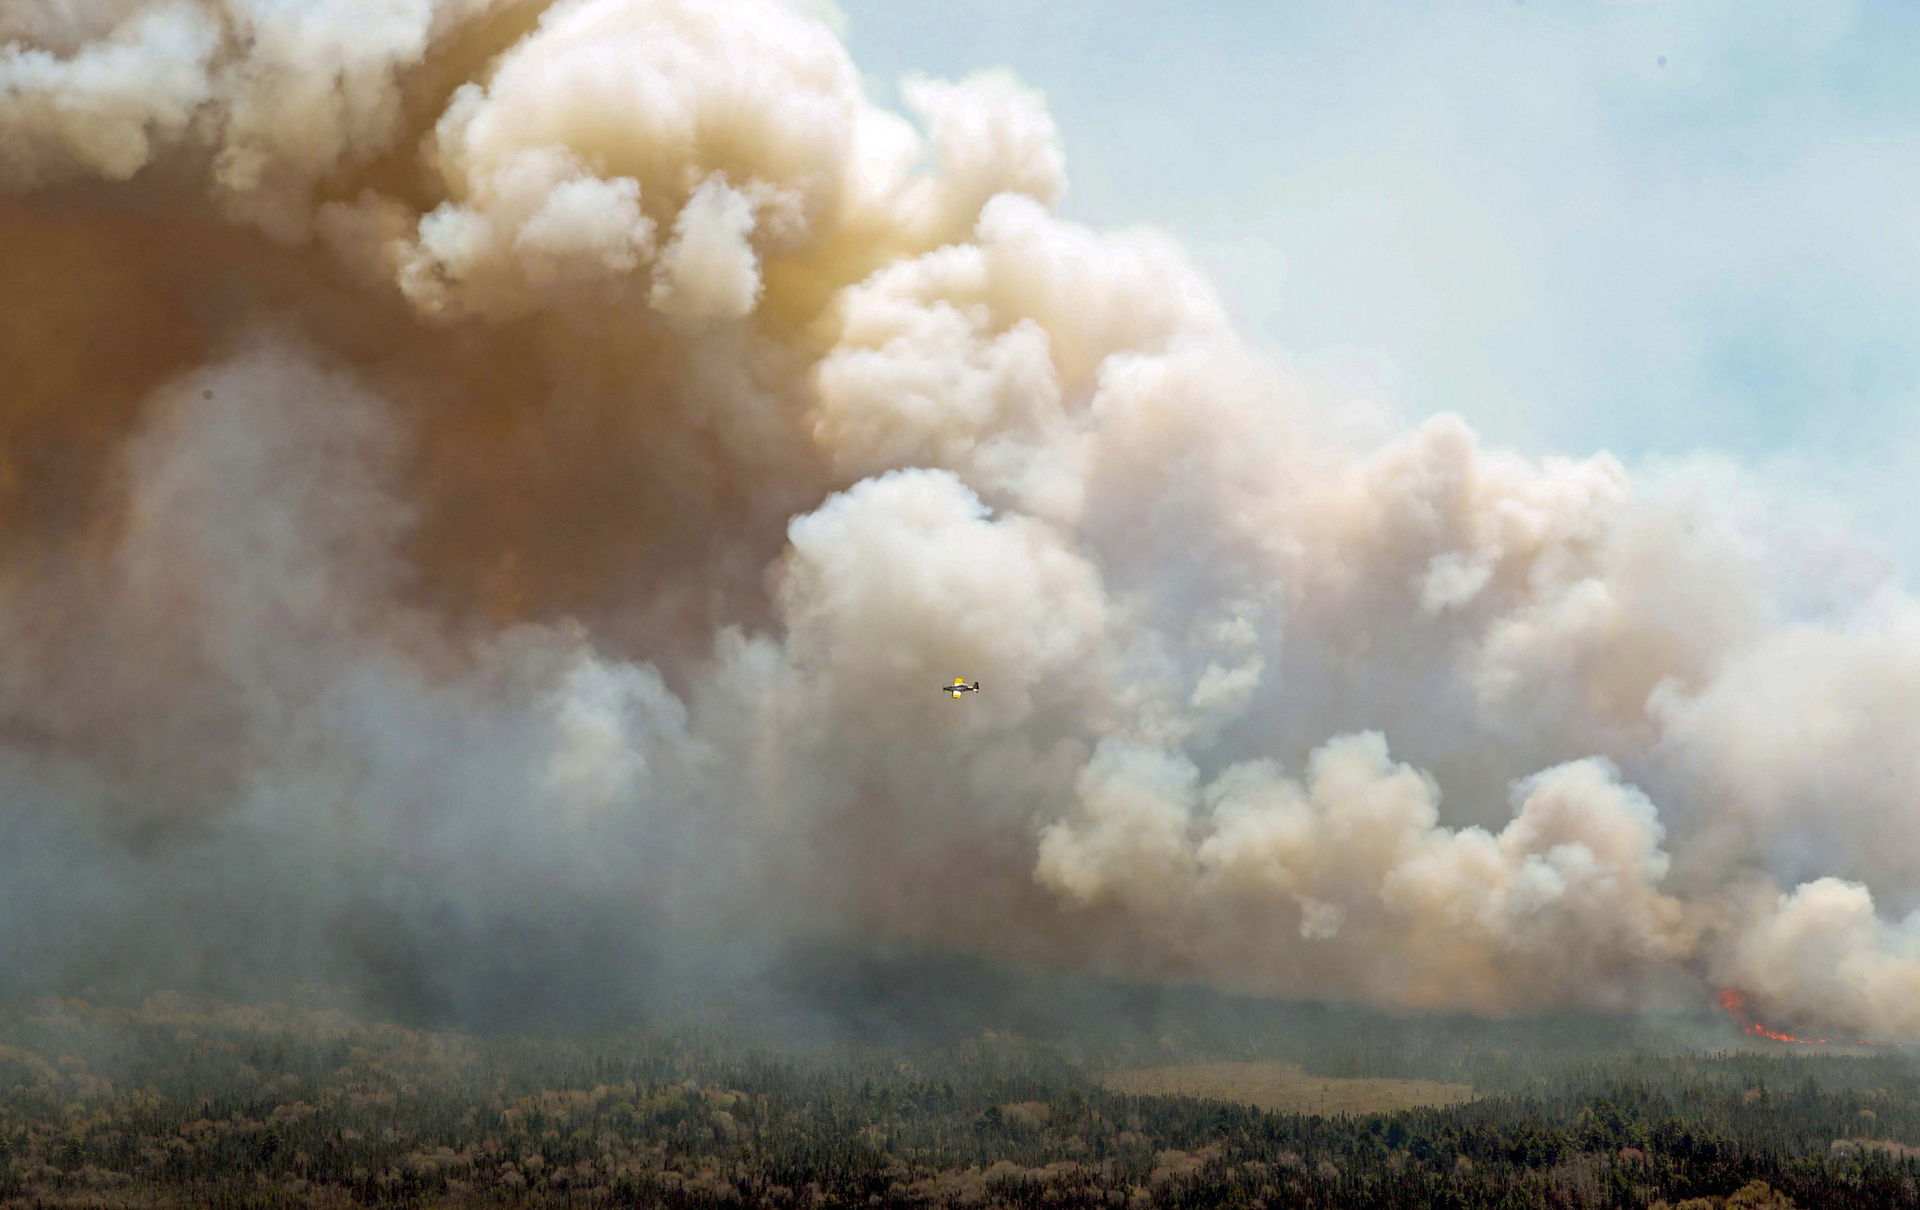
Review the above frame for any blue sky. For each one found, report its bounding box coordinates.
[834,0,1920,572]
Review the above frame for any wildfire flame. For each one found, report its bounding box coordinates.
[1716,989,1901,1048]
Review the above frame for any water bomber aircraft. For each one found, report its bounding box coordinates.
[942,678,981,699]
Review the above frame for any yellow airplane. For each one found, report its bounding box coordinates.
[941,678,981,699]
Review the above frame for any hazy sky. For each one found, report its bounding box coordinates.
[836,0,1920,569]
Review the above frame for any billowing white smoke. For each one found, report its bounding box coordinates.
[4,0,1920,1037]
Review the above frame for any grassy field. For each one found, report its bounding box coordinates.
[1103,1060,1477,1116]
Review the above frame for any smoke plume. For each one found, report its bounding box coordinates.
[3,0,1920,1038]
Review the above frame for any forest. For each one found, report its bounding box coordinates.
[1,979,1917,1209]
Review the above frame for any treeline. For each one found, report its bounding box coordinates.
[0,994,1917,1208]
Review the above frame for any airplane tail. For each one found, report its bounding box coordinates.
[973,681,981,691]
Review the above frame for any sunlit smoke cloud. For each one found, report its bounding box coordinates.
[2,0,1919,1038]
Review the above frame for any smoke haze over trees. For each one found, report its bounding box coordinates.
[2,990,1919,1208]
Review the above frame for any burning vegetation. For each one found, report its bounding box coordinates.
[1717,991,1903,1050]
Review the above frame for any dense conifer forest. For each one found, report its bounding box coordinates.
[2,988,1917,1208]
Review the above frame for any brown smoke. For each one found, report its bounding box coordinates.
[4,0,1920,1037]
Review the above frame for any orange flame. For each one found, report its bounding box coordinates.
[1716,989,1900,1048]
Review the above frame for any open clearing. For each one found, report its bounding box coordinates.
[1103,1061,1476,1116]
